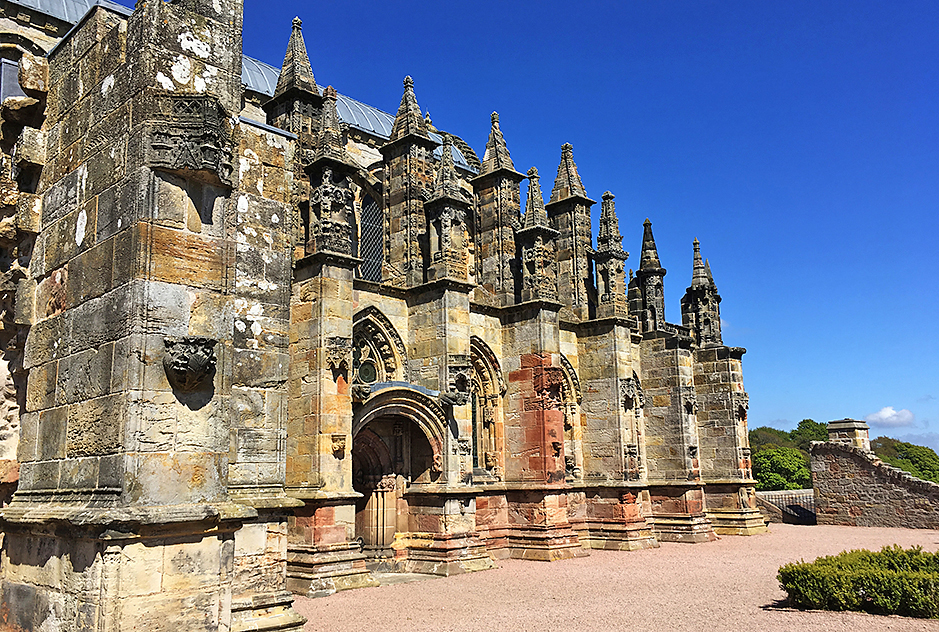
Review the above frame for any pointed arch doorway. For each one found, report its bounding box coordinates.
[352,386,447,569]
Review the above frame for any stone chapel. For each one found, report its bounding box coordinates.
[0,0,765,628]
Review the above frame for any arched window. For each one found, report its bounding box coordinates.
[358,194,383,282]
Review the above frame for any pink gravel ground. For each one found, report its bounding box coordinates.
[294,524,939,632]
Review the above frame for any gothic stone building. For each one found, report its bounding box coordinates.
[0,0,764,629]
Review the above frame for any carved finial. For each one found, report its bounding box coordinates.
[431,133,465,202]
[390,75,430,142]
[640,218,662,270]
[597,190,626,257]
[523,167,549,228]
[480,110,516,175]
[313,86,347,164]
[549,142,587,203]
[692,238,708,287]
[275,16,318,98]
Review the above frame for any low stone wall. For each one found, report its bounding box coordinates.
[811,442,939,529]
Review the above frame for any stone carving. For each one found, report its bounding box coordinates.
[521,236,558,299]
[484,451,497,469]
[458,438,471,455]
[683,390,697,415]
[147,94,234,186]
[624,444,641,481]
[432,453,443,473]
[331,434,346,459]
[688,445,698,459]
[310,219,353,255]
[325,336,352,370]
[558,354,582,404]
[620,376,645,410]
[448,363,472,394]
[351,383,371,402]
[376,474,396,491]
[439,390,469,407]
[353,307,408,375]
[163,337,217,392]
[308,168,355,255]
[470,336,506,396]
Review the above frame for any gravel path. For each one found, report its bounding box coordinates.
[294,524,939,631]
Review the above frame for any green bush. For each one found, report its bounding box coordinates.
[778,545,939,618]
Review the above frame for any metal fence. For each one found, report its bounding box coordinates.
[756,489,816,524]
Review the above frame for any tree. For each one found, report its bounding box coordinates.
[752,446,812,491]
[871,436,939,484]
[789,419,828,451]
[748,426,796,454]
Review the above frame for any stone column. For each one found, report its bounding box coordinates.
[285,162,377,595]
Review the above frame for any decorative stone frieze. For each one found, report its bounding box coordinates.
[146,93,235,186]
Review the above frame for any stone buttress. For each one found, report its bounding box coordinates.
[285,85,378,596]
[0,0,306,629]
[682,240,764,534]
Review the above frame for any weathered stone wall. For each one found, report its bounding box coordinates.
[812,442,939,529]
[640,335,700,482]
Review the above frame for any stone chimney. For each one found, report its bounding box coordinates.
[827,418,871,452]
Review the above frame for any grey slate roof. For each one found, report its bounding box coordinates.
[12,0,130,23]
[242,56,473,171]
[9,0,475,171]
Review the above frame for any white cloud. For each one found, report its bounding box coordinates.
[865,406,915,428]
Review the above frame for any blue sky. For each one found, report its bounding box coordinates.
[234,1,939,448]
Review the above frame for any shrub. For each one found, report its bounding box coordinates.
[778,545,939,618]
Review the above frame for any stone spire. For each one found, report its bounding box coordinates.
[523,167,549,228]
[681,240,722,347]
[705,259,717,290]
[691,238,709,287]
[597,191,626,256]
[639,219,663,270]
[480,112,516,175]
[548,143,588,203]
[274,17,318,98]
[431,134,466,202]
[389,76,430,142]
[313,86,346,164]
[636,218,666,331]
[595,192,629,318]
